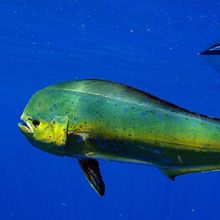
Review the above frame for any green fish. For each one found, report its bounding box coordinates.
[18,79,220,196]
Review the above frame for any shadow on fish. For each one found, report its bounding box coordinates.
[18,79,220,196]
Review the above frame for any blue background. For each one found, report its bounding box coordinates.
[1,0,220,219]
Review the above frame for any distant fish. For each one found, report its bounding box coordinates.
[200,43,220,55]
[18,79,220,196]
[200,43,220,73]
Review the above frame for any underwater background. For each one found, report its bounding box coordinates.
[2,0,220,219]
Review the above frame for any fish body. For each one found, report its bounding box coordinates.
[19,79,220,195]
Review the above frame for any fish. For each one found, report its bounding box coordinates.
[18,79,220,196]
[200,43,220,74]
[200,43,220,55]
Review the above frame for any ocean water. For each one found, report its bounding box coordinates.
[2,1,220,219]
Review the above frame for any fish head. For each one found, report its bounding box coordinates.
[18,89,69,156]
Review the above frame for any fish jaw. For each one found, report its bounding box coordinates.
[18,114,34,134]
[18,112,68,156]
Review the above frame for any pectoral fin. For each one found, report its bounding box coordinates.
[78,159,105,196]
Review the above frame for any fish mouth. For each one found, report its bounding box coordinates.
[18,116,34,134]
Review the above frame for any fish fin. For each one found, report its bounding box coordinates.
[78,159,105,196]
[73,132,90,141]
[160,168,179,181]
[160,165,220,181]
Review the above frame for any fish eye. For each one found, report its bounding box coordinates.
[32,120,40,127]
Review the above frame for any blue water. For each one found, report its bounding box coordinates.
[2,1,220,219]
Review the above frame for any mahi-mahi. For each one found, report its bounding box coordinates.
[18,79,220,196]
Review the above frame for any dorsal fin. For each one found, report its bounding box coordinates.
[78,159,105,196]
